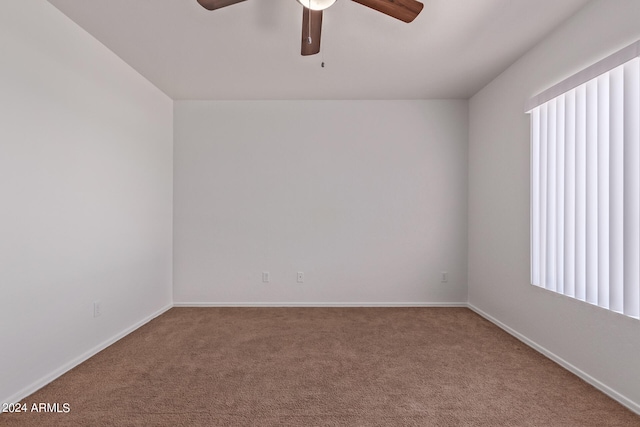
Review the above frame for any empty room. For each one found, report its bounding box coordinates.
[1,0,639,425]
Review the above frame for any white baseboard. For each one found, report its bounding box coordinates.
[173,302,468,308]
[467,303,640,416]
[1,303,173,406]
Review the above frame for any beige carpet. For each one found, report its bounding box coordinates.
[1,307,638,426]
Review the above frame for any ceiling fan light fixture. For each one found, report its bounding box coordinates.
[296,0,337,11]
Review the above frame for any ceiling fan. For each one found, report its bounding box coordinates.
[196,0,424,56]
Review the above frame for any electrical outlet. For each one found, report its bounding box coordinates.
[297,272,304,283]
[262,271,270,283]
[93,301,101,318]
[441,271,448,283]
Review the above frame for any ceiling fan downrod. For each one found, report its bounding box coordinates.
[307,6,312,45]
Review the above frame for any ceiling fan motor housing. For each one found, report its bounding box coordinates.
[297,0,337,11]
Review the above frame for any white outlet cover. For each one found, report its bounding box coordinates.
[93,301,102,317]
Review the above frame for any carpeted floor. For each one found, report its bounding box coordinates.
[1,307,638,426]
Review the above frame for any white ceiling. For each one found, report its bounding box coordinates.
[47,0,590,100]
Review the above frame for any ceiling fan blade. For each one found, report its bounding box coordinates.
[351,0,423,23]
[301,7,323,56]
[197,0,247,11]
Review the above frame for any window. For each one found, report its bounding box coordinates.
[527,40,640,319]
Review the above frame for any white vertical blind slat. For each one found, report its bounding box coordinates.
[540,104,549,289]
[575,85,587,301]
[585,80,599,304]
[556,95,566,295]
[548,99,558,291]
[624,58,640,317]
[564,90,577,298]
[609,66,625,313]
[531,108,541,287]
[597,74,610,309]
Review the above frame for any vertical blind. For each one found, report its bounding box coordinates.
[528,41,640,319]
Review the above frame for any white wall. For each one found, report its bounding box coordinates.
[469,0,640,412]
[174,100,468,305]
[0,1,173,403]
